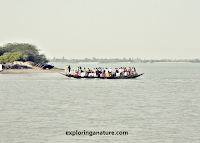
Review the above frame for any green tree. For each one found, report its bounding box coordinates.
[0,43,48,63]
[23,55,28,61]
[0,52,24,64]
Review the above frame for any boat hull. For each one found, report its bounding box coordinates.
[67,73,144,79]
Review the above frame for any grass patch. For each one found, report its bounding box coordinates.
[53,67,64,70]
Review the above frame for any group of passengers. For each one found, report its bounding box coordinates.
[66,66,137,77]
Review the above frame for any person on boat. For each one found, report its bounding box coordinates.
[87,68,90,73]
[131,67,135,75]
[75,70,78,76]
[109,67,112,73]
[100,67,102,73]
[123,67,126,76]
[114,68,117,76]
[99,67,102,74]
[95,68,98,77]
[124,67,127,76]
[77,67,79,73]
[70,69,74,75]
[83,67,86,73]
[125,67,127,72]
[107,71,111,77]
[79,67,82,74]
[101,67,103,73]
[128,67,131,75]
[73,69,76,75]
[133,67,138,75]
[105,68,108,74]
[118,67,121,74]
[65,65,68,74]
[68,65,71,73]
[93,68,96,77]
[85,69,88,76]
[97,68,100,77]
[90,68,93,73]
[102,68,105,74]
[109,72,112,77]
[115,68,118,73]
[120,67,123,76]
[73,70,76,75]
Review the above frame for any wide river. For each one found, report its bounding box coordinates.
[0,63,200,143]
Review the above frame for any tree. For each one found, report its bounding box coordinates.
[0,52,22,64]
[0,43,48,63]
[23,55,28,61]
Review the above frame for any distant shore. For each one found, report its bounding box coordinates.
[0,69,64,74]
[151,62,191,63]
[50,62,194,64]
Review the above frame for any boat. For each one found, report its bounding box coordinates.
[63,65,144,79]
[42,64,54,69]
[65,73,144,79]
[67,74,74,77]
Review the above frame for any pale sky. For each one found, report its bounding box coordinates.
[0,0,200,59]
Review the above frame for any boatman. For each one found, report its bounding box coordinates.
[68,65,71,73]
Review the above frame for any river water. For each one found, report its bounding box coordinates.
[0,63,200,143]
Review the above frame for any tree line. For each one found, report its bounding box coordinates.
[0,43,48,64]
[49,57,200,63]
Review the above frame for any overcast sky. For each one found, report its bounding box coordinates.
[0,0,200,59]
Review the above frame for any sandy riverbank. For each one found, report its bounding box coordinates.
[0,69,64,74]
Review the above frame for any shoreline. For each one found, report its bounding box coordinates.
[50,62,196,64]
[0,69,64,74]
[149,62,192,63]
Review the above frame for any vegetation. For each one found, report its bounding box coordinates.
[52,67,64,70]
[0,43,48,64]
[0,52,28,64]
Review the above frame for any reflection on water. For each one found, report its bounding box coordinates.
[0,63,200,142]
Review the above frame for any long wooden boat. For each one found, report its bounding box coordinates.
[65,73,144,79]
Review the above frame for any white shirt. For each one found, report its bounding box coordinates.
[105,69,108,74]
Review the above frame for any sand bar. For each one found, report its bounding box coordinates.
[0,69,64,74]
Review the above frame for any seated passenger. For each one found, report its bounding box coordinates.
[128,67,131,74]
[121,67,124,76]
[75,70,80,76]
[109,67,112,73]
[81,72,85,77]
[125,67,127,72]
[83,68,86,73]
[115,68,118,73]
[131,67,135,75]
[119,68,121,74]
[116,73,120,77]
[88,73,93,77]
[71,70,75,75]
[102,68,105,74]
[87,68,90,73]
[105,68,108,74]
[79,67,82,73]
[93,68,97,77]
[106,72,110,77]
